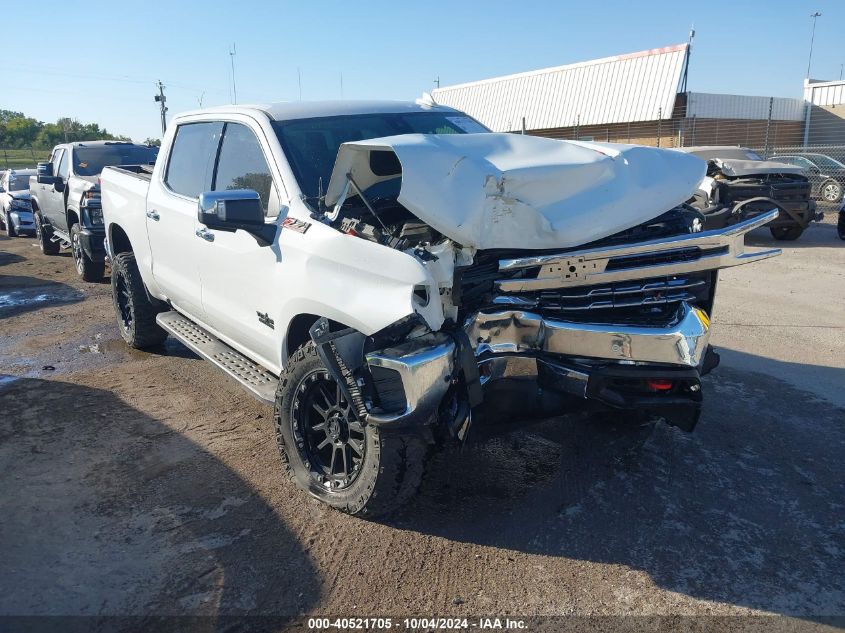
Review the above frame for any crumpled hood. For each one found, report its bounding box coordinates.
[325,133,706,250]
[714,158,805,177]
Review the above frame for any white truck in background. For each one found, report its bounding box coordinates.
[101,101,779,516]
[30,141,158,281]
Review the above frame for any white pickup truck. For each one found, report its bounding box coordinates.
[101,101,780,516]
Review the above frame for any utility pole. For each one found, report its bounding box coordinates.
[229,43,238,104]
[806,12,822,79]
[154,80,167,136]
[434,76,440,89]
[680,27,695,93]
[297,67,302,100]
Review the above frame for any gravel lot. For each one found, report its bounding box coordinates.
[1,215,843,631]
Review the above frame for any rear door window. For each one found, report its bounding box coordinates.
[213,123,278,215]
[164,122,224,198]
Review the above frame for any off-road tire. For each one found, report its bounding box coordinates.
[770,224,805,241]
[34,210,59,254]
[838,213,845,241]
[274,341,427,517]
[111,252,167,349]
[71,223,105,282]
[820,178,843,204]
[3,210,17,237]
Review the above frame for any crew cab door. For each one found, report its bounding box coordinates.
[40,148,68,229]
[195,120,283,370]
[146,121,224,320]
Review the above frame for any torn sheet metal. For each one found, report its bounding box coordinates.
[325,133,706,250]
[713,159,805,178]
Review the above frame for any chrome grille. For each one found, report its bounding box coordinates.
[540,276,708,313]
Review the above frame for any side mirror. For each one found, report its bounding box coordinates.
[197,190,275,245]
[36,161,56,185]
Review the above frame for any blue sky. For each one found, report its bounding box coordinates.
[5,0,844,141]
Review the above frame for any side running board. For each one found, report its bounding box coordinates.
[156,311,277,404]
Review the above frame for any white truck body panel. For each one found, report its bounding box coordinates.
[325,133,706,250]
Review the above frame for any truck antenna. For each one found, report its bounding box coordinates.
[229,43,238,104]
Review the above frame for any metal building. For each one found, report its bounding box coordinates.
[431,44,817,151]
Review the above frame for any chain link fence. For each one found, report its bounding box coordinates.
[1,147,50,171]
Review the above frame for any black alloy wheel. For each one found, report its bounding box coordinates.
[291,369,367,491]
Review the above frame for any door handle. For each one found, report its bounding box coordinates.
[145,209,160,221]
[195,227,215,242]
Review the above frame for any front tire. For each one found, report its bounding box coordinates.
[274,341,427,517]
[111,252,167,349]
[34,210,59,254]
[70,224,105,281]
[770,224,805,241]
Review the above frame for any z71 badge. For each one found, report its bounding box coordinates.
[282,217,311,234]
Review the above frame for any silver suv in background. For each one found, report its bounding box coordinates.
[0,169,37,237]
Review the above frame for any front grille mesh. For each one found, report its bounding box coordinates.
[489,272,715,325]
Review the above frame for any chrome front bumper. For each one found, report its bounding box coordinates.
[365,333,455,426]
[465,301,711,369]
[496,209,781,292]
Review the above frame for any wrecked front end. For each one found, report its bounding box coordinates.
[309,134,780,439]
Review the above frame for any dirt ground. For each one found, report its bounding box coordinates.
[1,215,843,631]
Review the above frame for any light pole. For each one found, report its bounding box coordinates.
[806,12,822,79]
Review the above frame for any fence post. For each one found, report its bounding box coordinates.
[574,114,580,140]
[763,97,774,158]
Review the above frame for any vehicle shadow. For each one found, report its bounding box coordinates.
[746,221,843,248]
[0,377,321,627]
[396,360,845,618]
[0,249,25,266]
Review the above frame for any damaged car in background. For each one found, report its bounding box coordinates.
[676,146,822,241]
[101,102,780,516]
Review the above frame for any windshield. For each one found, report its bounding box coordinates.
[690,148,762,161]
[8,173,33,190]
[73,144,159,177]
[272,111,489,199]
[806,154,845,169]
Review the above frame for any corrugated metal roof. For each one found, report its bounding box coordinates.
[686,92,806,121]
[431,44,688,131]
[804,79,845,106]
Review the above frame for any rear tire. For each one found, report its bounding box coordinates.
[274,341,427,517]
[34,210,59,255]
[111,252,167,349]
[70,223,105,282]
[770,224,805,241]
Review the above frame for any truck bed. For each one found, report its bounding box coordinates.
[107,164,154,182]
